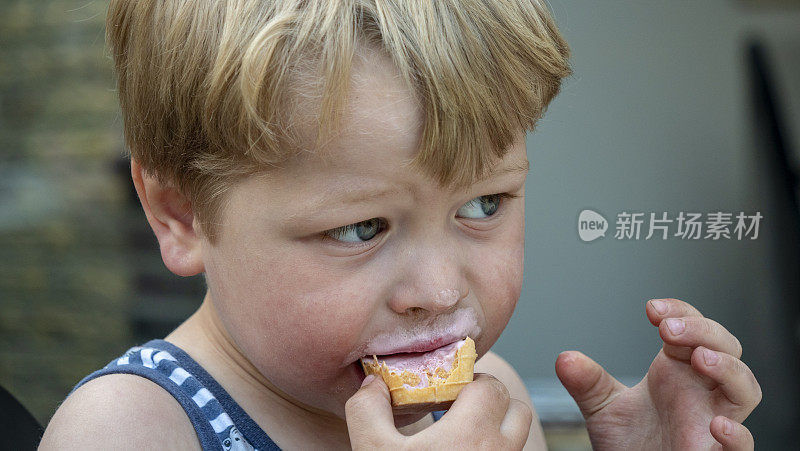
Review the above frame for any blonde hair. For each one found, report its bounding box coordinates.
[107,0,571,243]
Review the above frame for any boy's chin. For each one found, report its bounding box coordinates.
[393,410,431,428]
[347,361,435,428]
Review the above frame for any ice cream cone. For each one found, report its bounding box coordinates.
[361,336,477,411]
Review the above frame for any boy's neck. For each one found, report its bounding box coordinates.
[165,293,357,448]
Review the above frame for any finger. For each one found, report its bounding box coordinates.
[691,347,762,415]
[345,375,403,445]
[659,317,743,360]
[500,398,533,449]
[647,298,706,360]
[710,416,754,451]
[443,373,510,426]
[646,298,704,326]
[555,351,627,419]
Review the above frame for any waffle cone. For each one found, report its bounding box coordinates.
[361,337,477,412]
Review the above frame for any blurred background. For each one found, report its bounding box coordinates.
[1,0,799,449]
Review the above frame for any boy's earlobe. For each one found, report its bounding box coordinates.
[130,159,205,277]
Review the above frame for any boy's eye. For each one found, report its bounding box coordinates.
[324,218,387,243]
[456,194,505,219]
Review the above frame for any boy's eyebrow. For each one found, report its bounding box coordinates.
[292,185,408,219]
[484,159,530,180]
[320,186,405,208]
[497,159,530,175]
[290,160,529,221]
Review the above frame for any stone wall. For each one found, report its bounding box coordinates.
[0,0,203,426]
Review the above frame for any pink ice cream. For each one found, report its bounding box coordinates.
[361,339,466,389]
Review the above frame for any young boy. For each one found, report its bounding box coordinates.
[40,1,761,449]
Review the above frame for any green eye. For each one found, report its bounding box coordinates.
[325,218,387,243]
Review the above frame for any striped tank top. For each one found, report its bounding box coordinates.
[70,339,446,450]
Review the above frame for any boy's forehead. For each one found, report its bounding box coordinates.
[277,43,528,195]
[286,47,424,171]
[273,126,527,203]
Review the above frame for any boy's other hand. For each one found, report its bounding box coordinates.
[345,373,532,450]
[555,298,761,450]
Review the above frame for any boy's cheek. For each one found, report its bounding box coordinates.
[469,237,525,352]
[204,244,375,367]
[204,216,525,385]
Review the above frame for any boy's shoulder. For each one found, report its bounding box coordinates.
[39,373,200,450]
[475,350,531,403]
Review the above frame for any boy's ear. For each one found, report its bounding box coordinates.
[130,159,205,277]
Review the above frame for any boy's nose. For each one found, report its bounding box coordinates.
[392,288,468,316]
[432,288,462,309]
[387,246,469,315]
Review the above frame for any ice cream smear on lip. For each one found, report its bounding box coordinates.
[347,306,481,364]
[361,338,473,390]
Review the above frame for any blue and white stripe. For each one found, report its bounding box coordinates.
[107,346,258,450]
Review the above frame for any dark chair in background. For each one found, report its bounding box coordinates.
[745,40,800,449]
[0,384,43,450]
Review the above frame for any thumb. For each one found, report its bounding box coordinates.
[345,375,402,447]
[555,351,627,419]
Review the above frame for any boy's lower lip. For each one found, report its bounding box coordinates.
[354,338,466,372]
[373,345,451,360]
[371,335,463,357]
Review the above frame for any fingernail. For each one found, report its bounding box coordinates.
[650,299,667,314]
[360,374,376,388]
[666,318,685,335]
[723,418,733,435]
[703,348,720,366]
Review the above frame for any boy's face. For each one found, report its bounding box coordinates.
[200,46,528,420]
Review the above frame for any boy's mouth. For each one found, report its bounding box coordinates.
[358,338,468,387]
[358,333,466,359]
[365,337,464,359]
[345,307,481,368]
